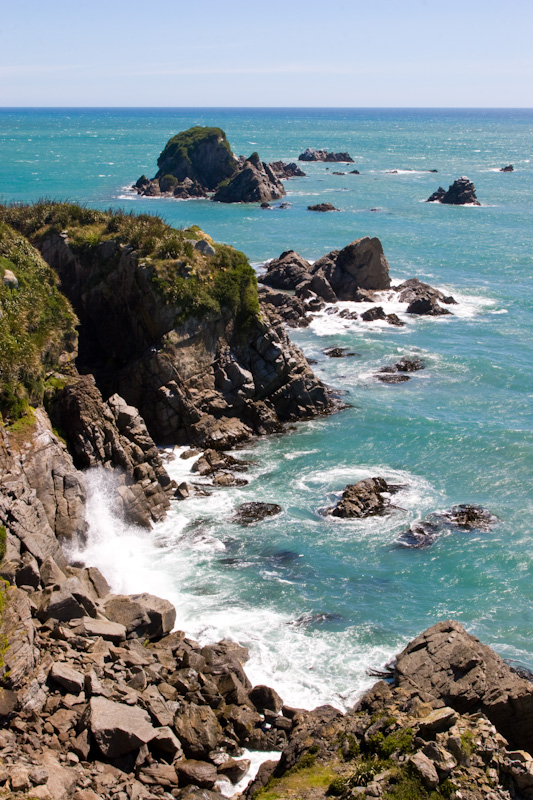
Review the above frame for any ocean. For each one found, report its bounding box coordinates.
[2,107,532,710]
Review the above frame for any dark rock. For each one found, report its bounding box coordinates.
[173,702,224,758]
[331,477,391,518]
[377,374,411,384]
[332,171,346,175]
[500,164,514,172]
[258,286,309,329]
[298,148,354,162]
[361,306,387,322]
[437,504,499,531]
[268,161,306,178]
[380,357,424,374]
[386,313,405,326]
[407,296,452,316]
[427,176,480,205]
[312,237,391,297]
[249,685,283,713]
[395,277,457,307]
[259,250,313,291]
[323,347,356,358]
[396,520,440,548]
[349,170,361,174]
[307,203,339,212]
[232,503,282,525]
[213,153,285,204]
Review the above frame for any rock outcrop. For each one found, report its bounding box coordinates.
[268,161,306,178]
[298,148,354,162]
[308,203,339,212]
[51,375,174,527]
[212,153,285,203]
[427,176,480,205]
[330,477,393,518]
[260,237,391,307]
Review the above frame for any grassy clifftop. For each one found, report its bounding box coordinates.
[1,201,260,351]
[0,220,77,422]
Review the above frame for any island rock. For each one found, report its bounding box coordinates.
[427,176,480,205]
[298,148,354,162]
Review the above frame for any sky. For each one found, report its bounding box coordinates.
[1,0,532,107]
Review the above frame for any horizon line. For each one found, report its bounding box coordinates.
[1,105,532,111]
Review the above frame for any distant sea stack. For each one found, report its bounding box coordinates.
[298,147,354,162]
[427,176,480,205]
[134,126,292,204]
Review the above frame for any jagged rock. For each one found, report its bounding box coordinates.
[409,751,439,789]
[407,296,452,316]
[380,357,424,374]
[314,237,391,297]
[213,153,285,203]
[395,278,456,307]
[500,164,514,172]
[87,696,157,757]
[439,504,499,531]
[258,287,309,329]
[15,551,40,589]
[298,148,354,162]
[71,617,127,642]
[268,161,306,178]
[427,176,480,205]
[361,306,387,322]
[394,619,533,752]
[259,251,313,291]
[331,477,391,518]
[308,203,339,212]
[397,504,498,549]
[52,376,173,527]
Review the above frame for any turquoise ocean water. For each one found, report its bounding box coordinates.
[2,108,532,708]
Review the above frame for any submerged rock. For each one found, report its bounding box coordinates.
[397,504,498,548]
[427,176,480,205]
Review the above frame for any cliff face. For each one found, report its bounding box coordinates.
[30,211,331,449]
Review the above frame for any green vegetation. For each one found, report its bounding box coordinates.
[1,201,261,343]
[368,727,414,758]
[156,125,231,175]
[0,526,6,563]
[0,220,77,422]
[254,764,335,800]
[337,731,360,760]
[460,729,476,756]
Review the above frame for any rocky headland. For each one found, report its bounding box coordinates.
[133,128,303,204]
[1,202,531,800]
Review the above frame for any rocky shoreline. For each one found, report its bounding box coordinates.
[1,202,532,799]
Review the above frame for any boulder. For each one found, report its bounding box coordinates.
[176,760,218,789]
[427,176,480,205]
[213,153,285,203]
[331,477,391,519]
[249,684,284,713]
[173,702,224,758]
[361,306,387,322]
[395,278,456,307]
[87,696,157,757]
[104,592,176,639]
[49,662,85,694]
[394,619,533,752]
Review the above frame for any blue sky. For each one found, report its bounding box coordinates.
[1,0,532,107]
